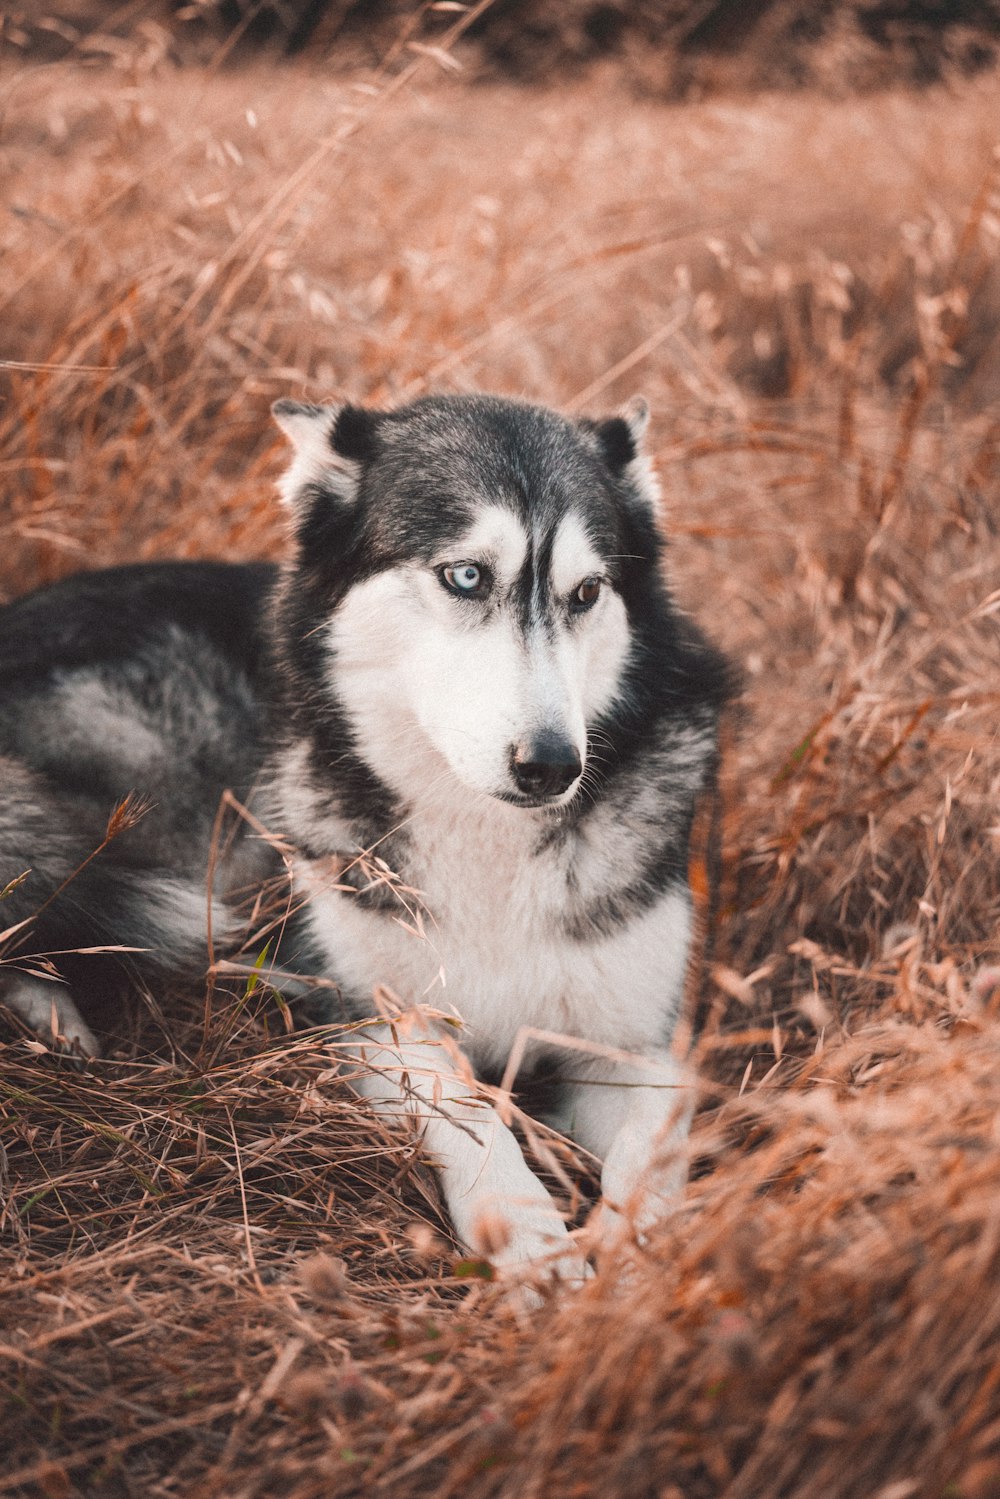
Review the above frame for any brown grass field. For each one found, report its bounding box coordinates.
[2,10,1000,1497]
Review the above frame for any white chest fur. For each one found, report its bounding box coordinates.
[296,783,692,1074]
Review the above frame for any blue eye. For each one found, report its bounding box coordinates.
[441,562,487,597]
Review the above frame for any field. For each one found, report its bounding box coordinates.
[2,9,1000,1497]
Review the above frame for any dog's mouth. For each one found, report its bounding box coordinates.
[493,786,580,811]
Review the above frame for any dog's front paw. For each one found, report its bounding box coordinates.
[4,980,101,1067]
[595,1129,688,1258]
[469,1204,591,1296]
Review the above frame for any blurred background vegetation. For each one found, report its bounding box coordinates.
[5,0,1000,92]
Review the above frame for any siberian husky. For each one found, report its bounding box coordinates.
[0,393,730,1283]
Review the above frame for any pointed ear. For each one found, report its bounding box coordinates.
[589,395,649,470]
[272,398,334,452]
[271,400,382,511]
[584,395,660,516]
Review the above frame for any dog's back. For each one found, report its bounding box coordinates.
[0,561,276,1042]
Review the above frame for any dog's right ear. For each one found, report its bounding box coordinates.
[271,400,382,511]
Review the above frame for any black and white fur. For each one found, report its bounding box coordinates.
[0,393,730,1282]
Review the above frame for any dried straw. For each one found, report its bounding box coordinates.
[2,18,999,1498]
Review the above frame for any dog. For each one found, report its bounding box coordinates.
[0,392,731,1283]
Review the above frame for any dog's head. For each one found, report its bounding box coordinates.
[272,394,667,810]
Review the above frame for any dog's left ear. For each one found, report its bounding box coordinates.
[582,396,660,516]
[271,399,382,512]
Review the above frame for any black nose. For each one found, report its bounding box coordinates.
[511,735,582,798]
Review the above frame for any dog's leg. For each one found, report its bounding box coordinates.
[345,1018,589,1285]
[0,972,100,1057]
[560,1049,693,1246]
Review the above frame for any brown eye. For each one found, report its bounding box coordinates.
[572,577,602,611]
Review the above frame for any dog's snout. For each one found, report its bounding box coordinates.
[511,734,582,799]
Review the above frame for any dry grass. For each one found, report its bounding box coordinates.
[2,22,1000,1498]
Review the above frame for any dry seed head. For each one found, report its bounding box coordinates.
[298,1252,349,1305]
[105,792,154,841]
[404,1222,445,1262]
[277,1370,331,1423]
[880,923,922,960]
[470,1209,512,1259]
[796,990,833,1029]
